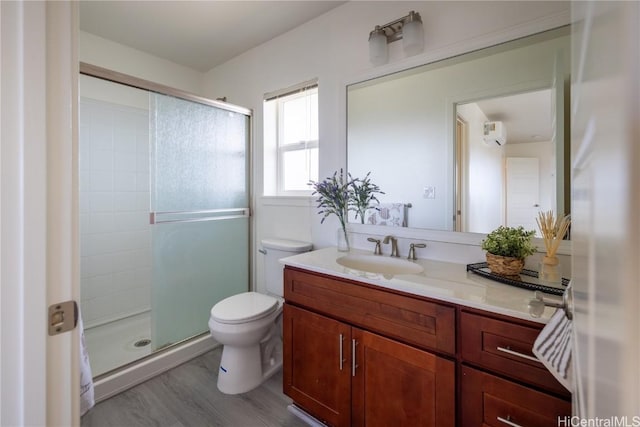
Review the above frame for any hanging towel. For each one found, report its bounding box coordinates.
[364,203,408,227]
[79,313,95,415]
[532,307,573,392]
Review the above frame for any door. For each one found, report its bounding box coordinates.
[150,93,250,349]
[1,2,78,425]
[570,1,640,417]
[351,328,455,427]
[505,157,540,232]
[283,304,351,427]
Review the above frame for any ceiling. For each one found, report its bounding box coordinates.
[79,1,346,72]
[475,89,553,145]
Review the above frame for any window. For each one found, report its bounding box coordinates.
[264,80,318,195]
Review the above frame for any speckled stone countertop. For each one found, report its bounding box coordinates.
[281,247,558,323]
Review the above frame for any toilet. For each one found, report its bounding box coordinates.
[208,238,312,394]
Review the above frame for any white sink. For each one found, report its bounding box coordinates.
[336,254,424,276]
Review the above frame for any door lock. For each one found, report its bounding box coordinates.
[48,300,78,335]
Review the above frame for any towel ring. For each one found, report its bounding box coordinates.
[528,286,573,320]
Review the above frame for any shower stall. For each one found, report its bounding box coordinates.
[79,66,251,380]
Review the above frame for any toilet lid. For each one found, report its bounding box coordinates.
[210,292,279,325]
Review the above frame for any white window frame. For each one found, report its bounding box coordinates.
[264,79,318,196]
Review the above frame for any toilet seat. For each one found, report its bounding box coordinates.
[211,292,279,325]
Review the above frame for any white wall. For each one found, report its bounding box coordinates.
[202,1,570,290]
[79,31,205,95]
[457,103,504,233]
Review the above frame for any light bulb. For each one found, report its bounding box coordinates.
[402,12,424,56]
[368,26,388,66]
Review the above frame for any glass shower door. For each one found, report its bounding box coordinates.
[150,94,250,350]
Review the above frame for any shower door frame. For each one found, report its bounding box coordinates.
[79,61,254,369]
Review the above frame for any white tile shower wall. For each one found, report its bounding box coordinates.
[80,98,151,328]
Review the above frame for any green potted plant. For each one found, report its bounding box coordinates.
[481,226,536,275]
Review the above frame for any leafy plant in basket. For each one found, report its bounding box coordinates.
[481,226,536,275]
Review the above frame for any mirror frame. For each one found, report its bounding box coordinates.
[342,24,571,255]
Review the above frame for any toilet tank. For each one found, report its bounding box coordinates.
[261,238,312,297]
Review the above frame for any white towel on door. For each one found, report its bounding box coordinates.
[79,313,95,415]
[532,307,572,392]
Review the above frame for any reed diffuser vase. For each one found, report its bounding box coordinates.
[536,211,571,285]
[539,255,561,284]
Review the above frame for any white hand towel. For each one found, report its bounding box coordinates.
[533,307,572,392]
[364,203,406,227]
[79,313,95,415]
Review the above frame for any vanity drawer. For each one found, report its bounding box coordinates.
[461,365,571,427]
[460,311,569,396]
[284,267,455,355]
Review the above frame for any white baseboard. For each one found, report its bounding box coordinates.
[287,404,327,427]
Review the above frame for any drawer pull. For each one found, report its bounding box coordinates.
[497,416,523,427]
[339,334,344,371]
[497,346,539,363]
[352,339,358,377]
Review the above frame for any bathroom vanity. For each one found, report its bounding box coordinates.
[281,248,570,426]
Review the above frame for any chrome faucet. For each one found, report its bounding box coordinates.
[407,243,426,260]
[367,237,382,255]
[382,235,399,257]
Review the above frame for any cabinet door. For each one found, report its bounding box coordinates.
[351,328,455,427]
[283,304,351,427]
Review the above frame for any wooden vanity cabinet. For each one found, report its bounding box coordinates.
[283,267,456,427]
[282,266,571,426]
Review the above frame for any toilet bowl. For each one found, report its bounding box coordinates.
[208,238,312,394]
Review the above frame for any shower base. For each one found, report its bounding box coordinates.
[84,312,153,377]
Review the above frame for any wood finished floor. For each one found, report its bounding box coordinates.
[81,347,309,427]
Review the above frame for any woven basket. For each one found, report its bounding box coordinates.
[486,252,525,276]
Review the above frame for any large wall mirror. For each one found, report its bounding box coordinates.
[347,26,570,237]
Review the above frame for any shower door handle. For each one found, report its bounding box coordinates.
[150,208,250,225]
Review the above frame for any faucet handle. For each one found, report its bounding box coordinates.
[407,243,426,260]
[367,237,382,255]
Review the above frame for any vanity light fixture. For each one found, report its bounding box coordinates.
[368,10,424,66]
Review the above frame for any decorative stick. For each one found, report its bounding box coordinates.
[536,211,571,258]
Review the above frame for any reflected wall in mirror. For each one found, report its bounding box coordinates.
[347,26,570,236]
